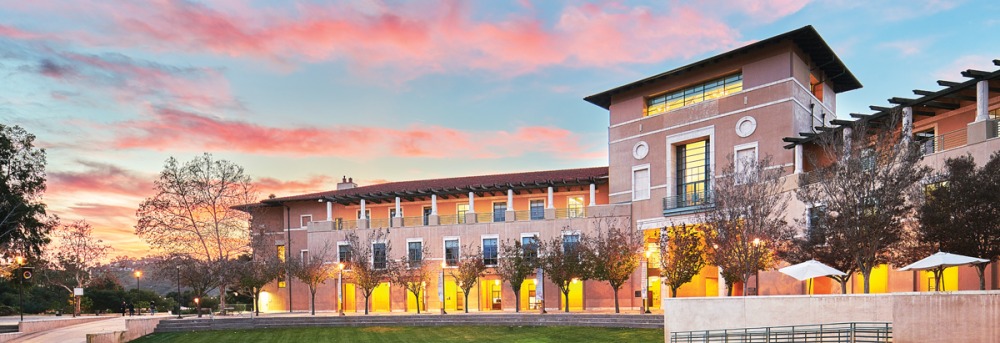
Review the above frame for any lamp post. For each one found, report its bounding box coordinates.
[134,270,142,291]
[440,261,447,315]
[194,298,201,318]
[752,238,762,295]
[338,263,345,316]
[642,250,651,314]
[15,256,24,321]
[175,266,182,319]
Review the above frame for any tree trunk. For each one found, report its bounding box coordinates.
[254,289,261,315]
[310,290,316,315]
[671,286,679,298]
[219,283,227,315]
[862,268,872,294]
[839,279,848,294]
[612,288,619,313]
[464,291,470,313]
[416,290,421,314]
[976,264,987,290]
[513,286,521,313]
[564,289,570,313]
[364,296,370,315]
[75,295,81,317]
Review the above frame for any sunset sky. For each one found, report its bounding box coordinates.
[2,0,998,258]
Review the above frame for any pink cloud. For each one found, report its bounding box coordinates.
[48,160,155,197]
[110,106,600,160]
[256,175,337,198]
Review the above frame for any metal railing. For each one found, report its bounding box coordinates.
[339,219,357,230]
[555,207,586,219]
[663,190,714,214]
[369,217,389,228]
[476,212,495,223]
[439,214,459,225]
[671,322,892,343]
[403,216,424,227]
[918,127,967,155]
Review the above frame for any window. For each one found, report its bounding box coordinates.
[493,202,507,222]
[483,238,498,266]
[389,208,400,227]
[810,73,824,102]
[734,145,757,184]
[633,167,650,201]
[445,239,459,266]
[861,147,876,171]
[357,209,371,220]
[408,241,423,267]
[915,128,936,155]
[529,200,545,220]
[423,206,432,226]
[567,196,584,218]
[338,244,351,264]
[373,243,387,269]
[277,245,286,288]
[300,215,312,228]
[806,206,827,245]
[457,204,469,224]
[562,233,580,253]
[676,140,710,205]
[646,73,742,116]
[521,236,538,262]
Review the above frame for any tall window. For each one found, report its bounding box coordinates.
[373,243,387,270]
[810,73,824,102]
[300,215,312,228]
[493,202,507,222]
[338,244,351,264]
[734,146,757,184]
[633,167,650,201]
[445,239,459,266]
[676,140,710,204]
[562,233,580,253]
[522,236,538,263]
[806,206,827,245]
[915,128,936,155]
[529,200,545,220]
[357,209,371,220]
[277,245,286,288]
[646,73,742,116]
[457,204,469,224]
[483,238,498,266]
[423,207,432,226]
[567,196,584,218]
[408,241,423,267]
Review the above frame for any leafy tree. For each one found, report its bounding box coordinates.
[589,217,640,313]
[158,254,217,317]
[390,243,431,314]
[659,223,706,298]
[42,220,111,316]
[0,124,56,257]
[344,229,392,315]
[136,153,258,313]
[233,236,283,315]
[797,112,931,293]
[288,244,337,315]
[702,155,793,296]
[449,245,486,314]
[496,238,536,313]
[919,153,1000,290]
[540,231,592,312]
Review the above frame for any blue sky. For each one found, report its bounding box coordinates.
[1,0,997,255]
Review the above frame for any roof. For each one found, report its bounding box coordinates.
[584,25,861,110]
[782,59,1000,149]
[260,166,609,206]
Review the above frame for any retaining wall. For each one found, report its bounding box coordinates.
[0,316,112,343]
[86,317,165,343]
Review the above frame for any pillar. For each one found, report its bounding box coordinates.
[968,80,998,144]
[545,186,556,220]
[588,184,596,206]
[505,189,515,222]
[902,106,913,143]
[794,145,804,174]
[326,201,333,221]
[360,199,366,216]
[395,197,401,217]
[546,187,554,208]
[358,199,368,229]
[431,194,438,215]
[466,192,477,224]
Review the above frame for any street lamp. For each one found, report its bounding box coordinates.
[338,263,345,316]
[643,250,652,314]
[134,270,142,290]
[175,266,182,319]
[14,256,24,321]
[194,298,201,318]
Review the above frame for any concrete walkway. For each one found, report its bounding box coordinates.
[9,314,167,343]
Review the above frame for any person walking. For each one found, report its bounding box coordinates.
[151,301,156,315]
[128,303,135,316]
[120,302,126,317]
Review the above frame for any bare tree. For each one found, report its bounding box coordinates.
[660,223,706,298]
[540,231,592,312]
[233,234,283,315]
[44,220,111,316]
[450,245,486,314]
[344,229,392,315]
[158,254,218,317]
[390,242,431,314]
[919,153,1000,290]
[288,244,337,315]
[496,238,536,313]
[589,217,640,313]
[798,112,931,293]
[702,155,793,296]
[136,153,258,313]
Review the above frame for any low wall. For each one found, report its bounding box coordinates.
[19,316,111,334]
[86,317,165,343]
[664,291,1000,343]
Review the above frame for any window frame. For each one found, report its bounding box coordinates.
[492,201,507,222]
[299,214,313,228]
[482,235,499,267]
[444,237,460,267]
[529,199,545,220]
[407,238,423,268]
[632,164,651,201]
[372,241,388,270]
[645,73,743,116]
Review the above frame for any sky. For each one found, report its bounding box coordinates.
[2,0,999,258]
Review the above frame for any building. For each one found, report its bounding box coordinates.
[247,25,1000,313]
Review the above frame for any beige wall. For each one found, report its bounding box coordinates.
[664,292,1000,343]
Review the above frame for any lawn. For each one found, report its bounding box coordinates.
[133,325,664,343]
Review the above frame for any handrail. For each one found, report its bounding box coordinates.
[670,322,892,343]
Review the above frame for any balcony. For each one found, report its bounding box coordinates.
[307,205,600,231]
[662,190,714,216]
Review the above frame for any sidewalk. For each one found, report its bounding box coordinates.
[9,314,169,343]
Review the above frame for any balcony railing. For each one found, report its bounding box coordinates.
[663,190,714,215]
[670,322,892,343]
[369,217,389,228]
[439,214,459,225]
[403,216,424,227]
[918,127,967,155]
[555,207,586,219]
[476,212,495,223]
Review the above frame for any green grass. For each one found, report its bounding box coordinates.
[133,326,664,343]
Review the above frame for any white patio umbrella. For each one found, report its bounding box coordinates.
[898,252,988,291]
[779,260,847,294]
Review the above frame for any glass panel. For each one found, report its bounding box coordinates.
[408,242,422,265]
[445,239,459,266]
[457,204,469,224]
[530,200,545,220]
[373,243,387,269]
[646,74,741,116]
[483,238,498,266]
[676,140,710,207]
[493,202,507,222]
[567,197,584,218]
[338,245,351,264]
[562,234,580,253]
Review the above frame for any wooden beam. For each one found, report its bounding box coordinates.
[993,59,999,66]
[961,69,991,78]
[830,119,855,126]
[869,105,893,112]
[937,80,963,87]
[782,137,808,143]
[917,101,960,110]
[797,132,817,137]
[888,97,916,105]
[913,89,976,101]
[850,113,872,119]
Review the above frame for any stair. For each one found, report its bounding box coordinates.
[154,313,664,333]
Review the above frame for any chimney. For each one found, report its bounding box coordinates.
[337,176,357,190]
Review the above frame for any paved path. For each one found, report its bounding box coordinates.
[9,315,167,343]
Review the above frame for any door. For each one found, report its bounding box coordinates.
[344,283,356,312]
[561,279,584,311]
[519,279,536,311]
[372,282,391,312]
[422,207,432,225]
[406,283,424,313]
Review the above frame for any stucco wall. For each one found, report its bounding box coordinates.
[664,291,1000,343]
[85,317,164,343]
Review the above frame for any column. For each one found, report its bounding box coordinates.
[429,194,440,225]
[588,184,596,206]
[544,186,556,220]
[968,80,998,144]
[395,197,401,217]
[902,106,913,143]
[466,192,477,224]
[326,201,333,221]
[794,145,804,174]
[358,199,368,229]
[392,197,403,227]
[505,189,515,222]
[546,187,554,208]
